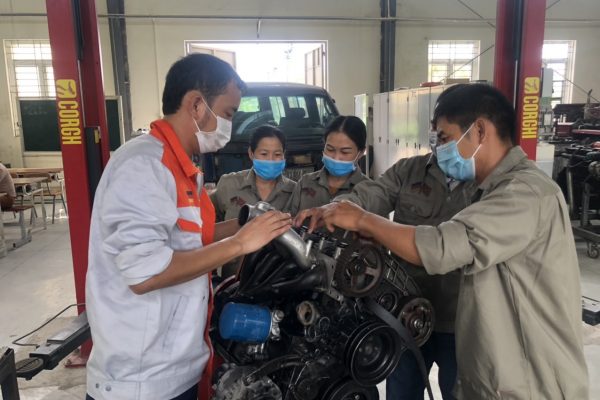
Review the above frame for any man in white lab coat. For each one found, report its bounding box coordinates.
[85,54,291,400]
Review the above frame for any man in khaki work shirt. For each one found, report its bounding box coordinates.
[334,154,476,399]
[297,84,589,399]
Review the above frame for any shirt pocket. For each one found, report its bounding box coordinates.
[163,295,189,353]
[395,192,435,224]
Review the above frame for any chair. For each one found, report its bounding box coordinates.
[42,178,67,223]
[16,172,66,223]
[3,204,35,249]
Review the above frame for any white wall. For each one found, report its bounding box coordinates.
[394,0,600,103]
[0,0,598,167]
[124,0,381,131]
[0,0,115,167]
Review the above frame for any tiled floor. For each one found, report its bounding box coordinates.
[0,207,598,399]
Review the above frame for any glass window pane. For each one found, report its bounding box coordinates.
[269,96,285,123]
[429,64,448,82]
[46,67,55,97]
[287,96,308,116]
[428,40,478,82]
[553,81,563,97]
[11,43,52,60]
[543,43,569,59]
[238,96,259,112]
[316,96,335,126]
[15,66,41,97]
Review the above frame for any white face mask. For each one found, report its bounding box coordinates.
[193,99,232,153]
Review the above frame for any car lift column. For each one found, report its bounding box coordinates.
[494,0,547,160]
[46,0,110,359]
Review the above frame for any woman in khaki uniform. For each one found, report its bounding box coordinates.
[211,125,296,277]
[286,115,369,216]
[211,125,296,222]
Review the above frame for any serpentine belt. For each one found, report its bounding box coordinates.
[365,297,435,400]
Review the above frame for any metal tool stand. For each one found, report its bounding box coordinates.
[0,348,20,400]
[573,181,600,258]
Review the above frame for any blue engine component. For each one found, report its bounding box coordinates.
[219,302,272,343]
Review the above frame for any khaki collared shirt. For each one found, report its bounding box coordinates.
[210,168,296,222]
[416,146,588,399]
[286,167,368,215]
[337,154,477,332]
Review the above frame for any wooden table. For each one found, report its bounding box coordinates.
[9,167,63,175]
[12,177,49,187]
[12,172,67,224]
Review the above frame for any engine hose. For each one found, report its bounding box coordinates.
[365,297,434,400]
[242,355,303,385]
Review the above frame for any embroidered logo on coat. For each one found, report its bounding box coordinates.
[230,196,247,207]
[301,188,317,198]
[410,182,432,196]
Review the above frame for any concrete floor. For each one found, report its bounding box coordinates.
[0,206,598,400]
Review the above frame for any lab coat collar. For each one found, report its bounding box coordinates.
[150,119,200,178]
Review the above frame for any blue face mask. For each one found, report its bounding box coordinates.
[322,154,357,177]
[435,123,481,181]
[253,159,286,181]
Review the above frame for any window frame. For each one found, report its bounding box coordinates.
[427,40,480,83]
[542,40,576,107]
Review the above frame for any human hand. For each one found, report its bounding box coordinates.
[293,206,327,233]
[233,210,292,254]
[321,201,369,234]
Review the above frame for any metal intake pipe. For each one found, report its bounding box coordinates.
[238,201,313,270]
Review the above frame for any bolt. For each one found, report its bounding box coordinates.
[413,319,424,329]
[273,310,284,322]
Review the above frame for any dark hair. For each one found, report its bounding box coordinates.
[162,53,246,115]
[432,83,516,144]
[324,115,367,151]
[250,125,286,152]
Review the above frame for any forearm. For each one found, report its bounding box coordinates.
[130,237,243,294]
[359,212,423,265]
[214,219,240,241]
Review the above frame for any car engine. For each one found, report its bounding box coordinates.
[211,202,435,400]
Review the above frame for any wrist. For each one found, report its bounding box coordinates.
[228,235,245,257]
[356,211,372,235]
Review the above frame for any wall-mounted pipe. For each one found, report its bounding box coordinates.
[2,12,599,25]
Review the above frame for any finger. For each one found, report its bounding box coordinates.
[269,217,292,231]
[325,219,335,232]
[321,209,334,233]
[306,208,324,233]
[272,223,292,238]
[258,210,289,224]
[307,214,318,234]
[293,209,311,227]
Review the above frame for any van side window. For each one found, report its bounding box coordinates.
[238,96,260,112]
[287,96,308,119]
[269,96,285,125]
[316,96,335,126]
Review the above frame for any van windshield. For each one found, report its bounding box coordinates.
[231,93,337,141]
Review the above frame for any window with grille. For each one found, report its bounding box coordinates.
[542,40,575,107]
[428,40,480,83]
[5,40,55,98]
